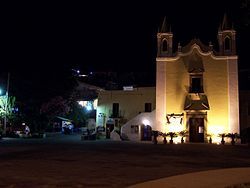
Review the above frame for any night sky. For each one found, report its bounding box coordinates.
[1,1,250,101]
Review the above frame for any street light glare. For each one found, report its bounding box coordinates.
[86,105,92,111]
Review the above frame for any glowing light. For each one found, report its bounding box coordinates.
[79,74,87,77]
[142,119,150,125]
[123,86,134,91]
[207,125,225,135]
[72,69,81,75]
[78,101,87,107]
[207,125,227,144]
[78,101,95,111]
[86,105,92,111]
[168,117,183,133]
[86,101,93,111]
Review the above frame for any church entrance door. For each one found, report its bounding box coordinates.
[189,118,204,142]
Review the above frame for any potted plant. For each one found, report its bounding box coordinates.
[178,130,188,144]
[206,133,213,144]
[218,133,226,145]
[226,133,240,145]
[167,132,178,144]
[159,132,167,144]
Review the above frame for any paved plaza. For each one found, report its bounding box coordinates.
[0,134,250,187]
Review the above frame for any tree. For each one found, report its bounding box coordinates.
[40,96,70,128]
[0,95,17,128]
[0,95,16,119]
[66,102,88,128]
[0,95,17,135]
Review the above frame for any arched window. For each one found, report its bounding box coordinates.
[224,36,231,51]
[162,39,168,52]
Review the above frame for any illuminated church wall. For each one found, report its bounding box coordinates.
[203,55,229,135]
[162,57,188,133]
[156,16,239,143]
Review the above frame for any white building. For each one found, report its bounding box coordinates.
[96,87,155,139]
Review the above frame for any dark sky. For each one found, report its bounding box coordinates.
[2,1,249,72]
[1,1,250,100]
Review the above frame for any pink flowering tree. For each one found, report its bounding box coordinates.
[40,96,70,128]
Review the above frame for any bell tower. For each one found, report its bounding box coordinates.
[157,17,173,57]
[217,14,236,56]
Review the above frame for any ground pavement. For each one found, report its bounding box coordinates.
[129,167,250,188]
[0,134,250,187]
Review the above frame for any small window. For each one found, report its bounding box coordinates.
[224,37,231,51]
[162,39,168,52]
[131,125,139,134]
[190,75,203,93]
[145,103,152,112]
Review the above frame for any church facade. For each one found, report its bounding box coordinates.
[155,16,239,143]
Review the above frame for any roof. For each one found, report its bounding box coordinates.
[160,17,171,33]
[181,38,211,54]
[184,94,210,110]
[186,53,204,73]
[219,13,234,31]
[76,81,104,91]
[56,116,73,122]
